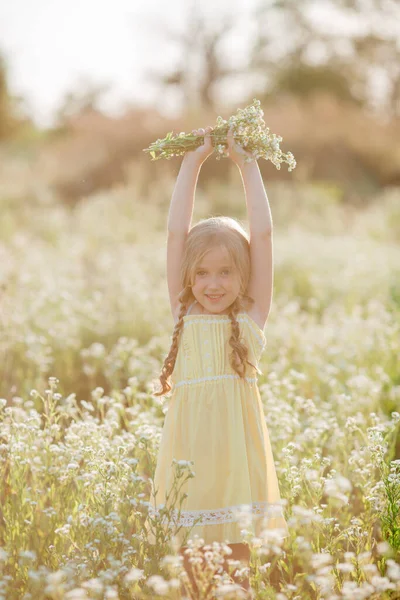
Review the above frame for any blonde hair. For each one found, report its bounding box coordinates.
[154,216,261,397]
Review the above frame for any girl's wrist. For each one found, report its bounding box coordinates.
[182,152,204,169]
[238,158,258,174]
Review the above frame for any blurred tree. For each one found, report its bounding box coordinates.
[54,77,112,132]
[0,52,28,140]
[335,0,400,117]
[140,0,241,113]
[267,62,363,105]
[251,0,400,116]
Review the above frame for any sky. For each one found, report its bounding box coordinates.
[0,0,374,126]
[0,0,262,125]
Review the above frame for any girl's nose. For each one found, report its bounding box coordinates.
[210,275,221,285]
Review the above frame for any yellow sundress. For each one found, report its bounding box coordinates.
[147,301,289,547]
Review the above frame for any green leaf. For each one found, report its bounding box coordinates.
[280,560,290,574]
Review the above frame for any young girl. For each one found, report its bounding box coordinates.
[148,125,289,593]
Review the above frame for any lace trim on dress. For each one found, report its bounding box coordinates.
[174,373,258,388]
[149,500,285,527]
[183,314,266,351]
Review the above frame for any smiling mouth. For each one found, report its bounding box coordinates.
[206,294,225,299]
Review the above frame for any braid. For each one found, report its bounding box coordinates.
[153,287,192,397]
[227,295,261,378]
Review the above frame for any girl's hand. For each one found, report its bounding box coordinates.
[226,126,255,169]
[186,125,214,164]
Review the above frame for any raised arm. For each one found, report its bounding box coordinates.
[167,155,201,321]
[167,153,202,235]
[167,126,214,320]
[239,161,273,235]
[226,128,274,330]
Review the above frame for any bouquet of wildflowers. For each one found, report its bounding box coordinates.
[143,98,296,171]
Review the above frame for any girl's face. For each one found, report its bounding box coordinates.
[191,245,241,315]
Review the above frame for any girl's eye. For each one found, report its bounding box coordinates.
[196,270,230,276]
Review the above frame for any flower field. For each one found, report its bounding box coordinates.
[0,163,399,599]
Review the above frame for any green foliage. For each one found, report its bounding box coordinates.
[270,63,362,105]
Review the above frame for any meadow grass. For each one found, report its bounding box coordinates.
[0,173,399,599]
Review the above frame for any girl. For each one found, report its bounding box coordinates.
[148,125,289,594]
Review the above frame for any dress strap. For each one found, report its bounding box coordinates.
[186,301,197,316]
